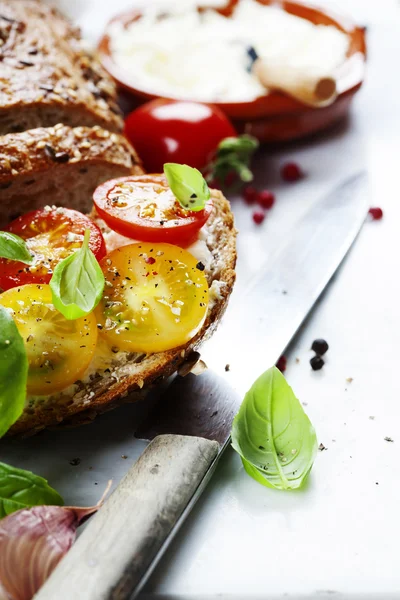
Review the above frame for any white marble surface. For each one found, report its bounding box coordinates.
[141,4,400,595]
[4,0,400,598]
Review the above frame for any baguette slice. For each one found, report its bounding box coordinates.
[9,189,237,436]
[0,124,143,227]
[0,0,123,134]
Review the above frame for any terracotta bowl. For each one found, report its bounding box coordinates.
[98,0,367,143]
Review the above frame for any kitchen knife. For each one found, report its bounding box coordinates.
[35,173,368,600]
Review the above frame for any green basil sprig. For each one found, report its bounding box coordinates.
[0,462,64,518]
[50,229,105,320]
[207,134,259,188]
[232,366,317,490]
[0,231,33,264]
[0,305,28,439]
[164,163,211,211]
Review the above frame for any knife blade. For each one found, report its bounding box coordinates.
[35,173,367,600]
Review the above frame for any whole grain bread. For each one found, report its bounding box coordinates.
[9,189,237,436]
[0,124,143,226]
[0,0,123,134]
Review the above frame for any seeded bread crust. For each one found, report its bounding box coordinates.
[9,189,237,436]
[0,0,123,135]
[0,124,143,226]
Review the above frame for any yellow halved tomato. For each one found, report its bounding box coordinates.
[0,284,98,395]
[95,243,209,353]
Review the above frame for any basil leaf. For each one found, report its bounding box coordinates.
[50,229,104,320]
[217,134,259,154]
[0,306,28,438]
[0,462,64,519]
[0,231,33,265]
[207,134,259,188]
[164,163,210,211]
[231,366,318,490]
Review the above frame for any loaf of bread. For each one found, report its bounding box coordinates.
[0,124,143,227]
[0,0,123,134]
[9,189,237,436]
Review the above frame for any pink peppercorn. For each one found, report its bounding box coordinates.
[224,172,237,187]
[257,190,275,209]
[243,186,258,205]
[368,207,383,220]
[281,162,303,182]
[276,355,287,373]
[252,211,265,225]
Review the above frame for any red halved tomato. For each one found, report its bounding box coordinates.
[93,174,213,246]
[0,207,107,291]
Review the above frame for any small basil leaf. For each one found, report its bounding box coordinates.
[231,366,318,490]
[0,305,28,438]
[50,229,104,320]
[0,232,33,265]
[0,462,64,519]
[207,134,259,188]
[164,163,210,211]
[217,134,259,154]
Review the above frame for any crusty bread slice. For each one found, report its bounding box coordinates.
[0,125,143,227]
[9,189,236,436]
[0,0,123,134]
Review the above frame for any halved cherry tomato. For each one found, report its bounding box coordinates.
[95,242,209,353]
[0,208,107,291]
[0,284,98,395]
[93,174,213,246]
[124,99,237,173]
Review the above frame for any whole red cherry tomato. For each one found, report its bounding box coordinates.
[124,99,237,173]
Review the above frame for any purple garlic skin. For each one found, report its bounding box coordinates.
[0,504,98,600]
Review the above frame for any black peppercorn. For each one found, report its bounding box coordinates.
[310,355,324,371]
[311,338,329,355]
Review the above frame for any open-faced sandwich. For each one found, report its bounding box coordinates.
[0,163,236,436]
[0,0,236,438]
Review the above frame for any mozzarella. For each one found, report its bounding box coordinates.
[101,223,213,268]
[108,0,349,103]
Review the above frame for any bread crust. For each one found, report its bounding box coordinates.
[8,190,237,436]
[0,125,140,181]
[0,1,123,134]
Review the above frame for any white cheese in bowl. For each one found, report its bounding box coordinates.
[108,0,349,103]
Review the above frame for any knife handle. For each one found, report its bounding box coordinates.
[34,434,219,600]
